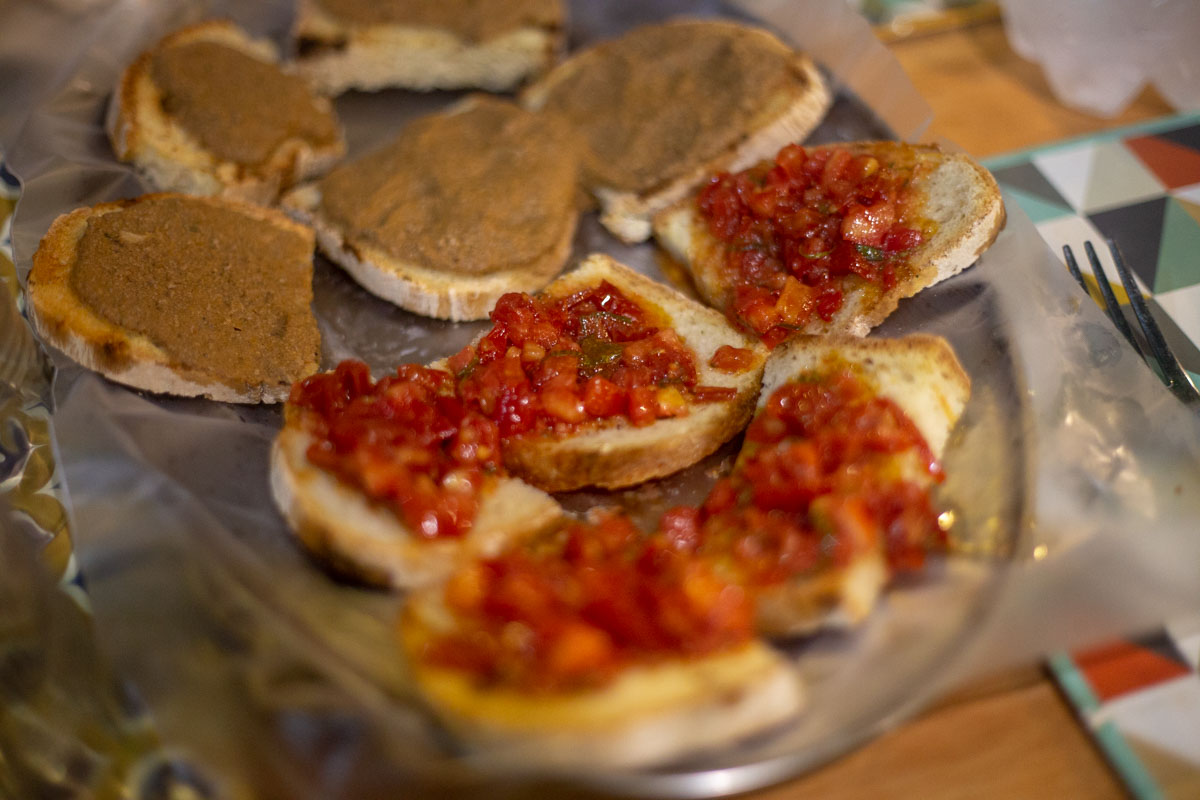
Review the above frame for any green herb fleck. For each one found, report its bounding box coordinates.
[855,244,885,261]
[456,358,479,380]
[579,337,624,369]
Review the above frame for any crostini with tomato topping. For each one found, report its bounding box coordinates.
[438,253,769,493]
[270,360,562,589]
[659,334,971,635]
[653,141,1004,347]
[399,511,805,768]
[108,20,345,204]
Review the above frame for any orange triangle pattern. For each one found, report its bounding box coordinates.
[1126,135,1200,190]
[1074,640,1191,703]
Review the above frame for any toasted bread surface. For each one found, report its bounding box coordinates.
[522,19,831,243]
[27,193,320,403]
[108,19,345,204]
[282,96,581,321]
[654,142,1005,339]
[270,425,562,589]
[291,0,565,95]
[400,588,804,769]
[444,253,769,492]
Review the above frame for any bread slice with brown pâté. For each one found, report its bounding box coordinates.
[282,95,582,322]
[27,192,321,403]
[291,0,566,95]
[108,19,346,205]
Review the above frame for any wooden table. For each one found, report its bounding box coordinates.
[753,11,1174,800]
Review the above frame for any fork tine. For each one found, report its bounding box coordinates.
[1077,242,1145,357]
[1104,239,1200,407]
[1061,244,1091,294]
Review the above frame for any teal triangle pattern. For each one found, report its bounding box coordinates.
[1002,185,1075,224]
[1155,198,1200,294]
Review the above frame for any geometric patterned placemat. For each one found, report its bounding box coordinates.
[984,111,1200,800]
[985,111,1200,386]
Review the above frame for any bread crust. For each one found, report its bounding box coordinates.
[270,425,563,589]
[400,591,805,769]
[522,20,832,243]
[291,0,565,95]
[26,194,320,404]
[108,19,346,204]
[655,142,1006,338]
[446,253,769,493]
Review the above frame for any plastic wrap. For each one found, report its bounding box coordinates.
[3,0,1200,797]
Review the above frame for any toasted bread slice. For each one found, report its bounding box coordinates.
[108,20,346,205]
[282,96,581,321]
[399,533,804,769]
[270,425,562,590]
[291,0,566,95]
[441,253,769,493]
[750,334,970,635]
[521,19,831,243]
[654,142,1005,341]
[27,193,320,404]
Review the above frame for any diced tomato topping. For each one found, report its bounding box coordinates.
[541,387,587,423]
[661,366,946,590]
[883,227,924,253]
[659,506,703,553]
[455,281,725,439]
[421,512,755,692]
[627,385,659,427]
[696,143,933,347]
[709,345,758,373]
[840,200,896,247]
[409,367,949,694]
[288,360,503,539]
[581,375,625,417]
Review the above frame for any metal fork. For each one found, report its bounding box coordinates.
[1062,240,1200,408]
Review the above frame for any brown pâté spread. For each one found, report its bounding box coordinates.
[317,97,580,275]
[314,0,561,42]
[70,196,319,391]
[151,41,339,168]
[536,22,802,194]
